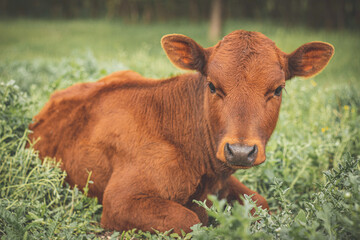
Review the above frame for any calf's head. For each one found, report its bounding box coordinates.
[161,30,334,169]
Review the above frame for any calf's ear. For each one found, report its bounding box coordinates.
[161,34,207,73]
[286,42,334,80]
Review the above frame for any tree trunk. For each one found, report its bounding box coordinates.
[189,0,199,22]
[208,0,223,42]
[0,0,8,16]
[356,0,360,29]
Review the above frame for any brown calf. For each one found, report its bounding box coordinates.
[28,30,334,233]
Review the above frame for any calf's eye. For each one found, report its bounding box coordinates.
[208,82,216,94]
[274,86,283,96]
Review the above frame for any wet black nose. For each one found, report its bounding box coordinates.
[224,143,258,167]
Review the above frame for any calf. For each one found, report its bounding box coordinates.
[28,30,334,233]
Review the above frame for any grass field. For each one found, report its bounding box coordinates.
[0,19,359,239]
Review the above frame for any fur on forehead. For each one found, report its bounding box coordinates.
[209,30,283,75]
[208,30,283,81]
[218,30,277,55]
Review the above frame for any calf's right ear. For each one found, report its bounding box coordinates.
[286,42,334,80]
[161,34,207,73]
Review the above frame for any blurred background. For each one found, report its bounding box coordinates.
[1,0,359,38]
[0,0,359,81]
[1,0,360,29]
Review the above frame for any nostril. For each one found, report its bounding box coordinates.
[248,145,258,158]
[247,145,258,163]
[225,143,233,156]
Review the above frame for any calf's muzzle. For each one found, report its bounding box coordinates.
[224,143,258,167]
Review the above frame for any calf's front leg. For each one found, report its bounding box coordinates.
[100,176,200,234]
[220,175,269,211]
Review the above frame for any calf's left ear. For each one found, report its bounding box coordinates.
[161,34,207,73]
[286,42,334,80]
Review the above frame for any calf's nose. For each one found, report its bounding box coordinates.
[224,143,258,167]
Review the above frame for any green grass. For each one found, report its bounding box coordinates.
[0,19,359,239]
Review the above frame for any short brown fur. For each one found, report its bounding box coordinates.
[29,30,334,233]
